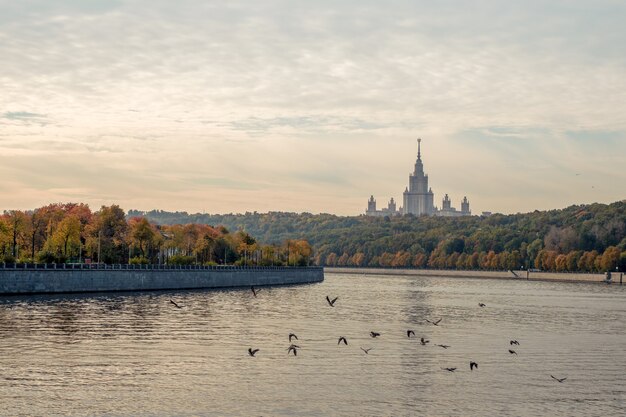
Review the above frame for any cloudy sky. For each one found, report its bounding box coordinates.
[1,0,625,215]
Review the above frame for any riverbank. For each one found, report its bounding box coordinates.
[325,267,623,284]
[0,264,324,295]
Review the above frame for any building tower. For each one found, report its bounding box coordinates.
[366,195,377,214]
[442,194,451,210]
[402,138,435,215]
[388,197,396,212]
[461,196,470,214]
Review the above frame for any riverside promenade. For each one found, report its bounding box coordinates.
[0,263,324,295]
[325,267,623,284]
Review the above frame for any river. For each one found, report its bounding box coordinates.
[1,272,625,416]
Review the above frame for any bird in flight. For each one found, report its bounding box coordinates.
[370,331,381,338]
[478,303,486,307]
[326,296,338,307]
[550,375,567,383]
[338,336,348,345]
[420,337,430,345]
[436,344,450,349]
[442,367,457,372]
[289,333,298,342]
[287,345,300,356]
[251,286,261,297]
[509,349,517,355]
[510,340,520,345]
[169,299,183,308]
[470,361,478,371]
[425,318,442,326]
[407,330,415,338]
[248,348,259,357]
[360,347,373,354]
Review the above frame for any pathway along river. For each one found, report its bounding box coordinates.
[1,271,625,416]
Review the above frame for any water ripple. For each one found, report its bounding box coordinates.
[0,273,625,416]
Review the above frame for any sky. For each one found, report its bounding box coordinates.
[1,0,625,216]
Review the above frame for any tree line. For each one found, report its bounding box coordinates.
[1,203,312,266]
[132,201,626,272]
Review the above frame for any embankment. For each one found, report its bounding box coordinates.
[325,267,623,284]
[0,264,324,295]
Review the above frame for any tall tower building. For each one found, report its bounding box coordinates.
[402,139,435,216]
[367,195,377,214]
[365,137,474,217]
[461,196,471,214]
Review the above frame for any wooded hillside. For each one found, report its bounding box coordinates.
[130,201,626,272]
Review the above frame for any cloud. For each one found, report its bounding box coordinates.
[230,116,387,135]
[0,1,625,214]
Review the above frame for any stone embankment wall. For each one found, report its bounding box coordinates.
[0,265,324,295]
[325,267,622,284]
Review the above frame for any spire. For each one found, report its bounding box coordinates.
[417,138,421,160]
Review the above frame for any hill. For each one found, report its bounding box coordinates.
[129,201,626,271]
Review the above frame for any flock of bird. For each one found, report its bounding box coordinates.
[169,286,567,383]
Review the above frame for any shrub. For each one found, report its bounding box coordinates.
[129,256,149,265]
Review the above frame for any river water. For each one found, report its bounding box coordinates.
[0,272,625,416]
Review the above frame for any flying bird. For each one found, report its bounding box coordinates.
[289,333,298,342]
[326,296,338,307]
[248,348,259,357]
[442,367,457,372]
[550,375,567,383]
[510,340,520,345]
[420,337,430,345]
[287,345,299,356]
[360,347,373,354]
[478,303,486,307]
[251,286,261,297]
[509,349,517,355]
[426,318,442,326]
[407,330,415,338]
[370,331,381,338]
[470,361,478,371]
[436,344,450,349]
[169,299,182,308]
[338,336,348,345]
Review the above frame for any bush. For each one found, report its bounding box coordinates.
[129,256,149,265]
[2,255,16,264]
[168,255,195,265]
[37,252,57,264]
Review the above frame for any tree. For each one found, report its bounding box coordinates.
[350,252,366,266]
[49,215,81,258]
[4,210,28,259]
[86,205,128,263]
[129,217,157,258]
[599,246,620,272]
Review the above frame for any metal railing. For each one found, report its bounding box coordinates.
[0,263,322,271]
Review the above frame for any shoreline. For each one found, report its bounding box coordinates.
[0,265,324,296]
[325,267,623,285]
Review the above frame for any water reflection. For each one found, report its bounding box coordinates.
[0,274,625,416]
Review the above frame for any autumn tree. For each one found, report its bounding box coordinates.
[48,214,81,258]
[599,246,620,272]
[128,217,157,258]
[4,210,28,259]
[86,205,128,263]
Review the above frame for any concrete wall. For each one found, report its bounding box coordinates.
[0,267,324,295]
[325,267,622,284]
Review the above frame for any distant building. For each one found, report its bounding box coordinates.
[366,195,400,217]
[366,138,472,217]
[402,138,435,216]
[436,194,471,217]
